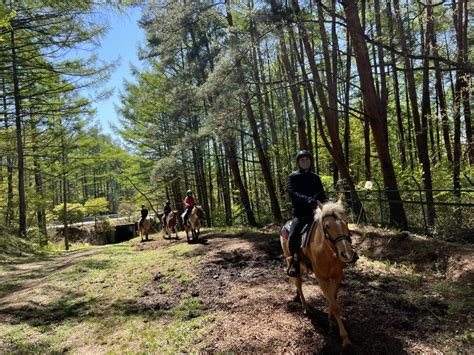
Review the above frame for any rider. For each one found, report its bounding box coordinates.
[183,190,197,225]
[163,200,172,222]
[287,150,328,277]
[140,204,149,228]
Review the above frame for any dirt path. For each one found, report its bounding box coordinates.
[138,229,473,354]
[1,228,472,353]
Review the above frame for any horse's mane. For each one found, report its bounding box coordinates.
[314,202,346,223]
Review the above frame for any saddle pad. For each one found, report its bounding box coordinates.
[280,219,317,248]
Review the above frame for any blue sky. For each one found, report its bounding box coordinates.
[91,6,146,136]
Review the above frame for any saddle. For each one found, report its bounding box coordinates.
[280,219,317,248]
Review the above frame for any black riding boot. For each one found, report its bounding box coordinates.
[287,216,308,278]
[287,253,301,278]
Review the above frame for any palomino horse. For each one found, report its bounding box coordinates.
[162,211,178,239]
[184,205,204,243]
[280,199,358,347]
[139,216,155,242]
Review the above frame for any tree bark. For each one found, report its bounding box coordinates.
[1,78,14,227]
[393,0,435,226]
[225,1,282,222]
[10,29,27,238]
[341,0,407,228]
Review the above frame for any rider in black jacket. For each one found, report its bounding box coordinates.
[140,204,148,228]
[287,150,328,277]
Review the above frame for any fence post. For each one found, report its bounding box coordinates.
[411,176,427,233]
[373,179,383,226]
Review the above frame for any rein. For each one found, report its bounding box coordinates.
[319,214,357,263]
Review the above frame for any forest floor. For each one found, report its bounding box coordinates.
[0,226,472,354]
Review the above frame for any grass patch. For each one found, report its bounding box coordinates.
[0,233,63,265]
[432,281,473,315]
[0,234,211,353]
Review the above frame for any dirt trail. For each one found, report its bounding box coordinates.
[139,229,473,354]
[1,228,472,353]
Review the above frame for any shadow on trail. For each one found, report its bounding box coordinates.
[191,230,456,353]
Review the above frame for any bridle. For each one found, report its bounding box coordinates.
[320,214,357,263]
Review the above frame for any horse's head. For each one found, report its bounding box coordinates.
[316,199,358,264]
[193,205,205,220]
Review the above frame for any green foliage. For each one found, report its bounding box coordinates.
[51,203,86,224]
[84,198,109,217]
[118,202,136,221]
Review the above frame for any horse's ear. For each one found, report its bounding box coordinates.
[337,194,344,205]
[317,200,324,210]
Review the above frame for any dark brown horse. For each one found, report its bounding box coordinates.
[280,199,358,347]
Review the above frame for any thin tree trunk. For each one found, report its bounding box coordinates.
[291,0,364,218]
[343,30,352,168]
[273,17,308,150]
[461,0,472,165]
[393,0,435,226]
[31,119,47,243]
[342,0,407,228]
[10,30,27,238]
[223,136,256,226]
[225,2,282,222]
[1,77,14,227]
[386,1,407,168]
[60,124,69,250]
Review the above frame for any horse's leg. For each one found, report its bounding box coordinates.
[318,278,351,347]
[294,275,308,314]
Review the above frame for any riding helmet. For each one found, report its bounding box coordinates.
[186,190,193,196]
[296,150,313,161]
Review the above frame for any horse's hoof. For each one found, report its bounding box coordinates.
[342,339,352,348]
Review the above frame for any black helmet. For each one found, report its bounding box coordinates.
[296,150,313,161]
[186,190,193,196]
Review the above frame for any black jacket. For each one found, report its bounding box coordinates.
[141,208,148,219]
[163,205,172,215]
[287,170,328,217]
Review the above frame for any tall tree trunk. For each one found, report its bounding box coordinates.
[291,0,364,218]
[393,0,435,226]
[461,0,472,165]
[10,29,27,238]
[386,1,407,168]
[452,0,464,197]
[420,11,436,225]
[341,0,407,228]
[31,119,47,244]
[273,18,308,150]
[225,2,282,222]
[343,30,352,168]
[1,78,14,227]
[213,139,232,225]
[61,125,69,250]
[223,136,257,226]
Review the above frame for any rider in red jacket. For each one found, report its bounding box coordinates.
[183,190,197,224]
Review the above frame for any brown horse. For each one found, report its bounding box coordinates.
[280,199,358,347]
[139,216,155,242]
[184,205,204,243]
[162,211,178,239]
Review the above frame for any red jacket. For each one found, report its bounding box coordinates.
[183,196,197,209]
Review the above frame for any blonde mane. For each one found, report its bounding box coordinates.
[314,201,346,223]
